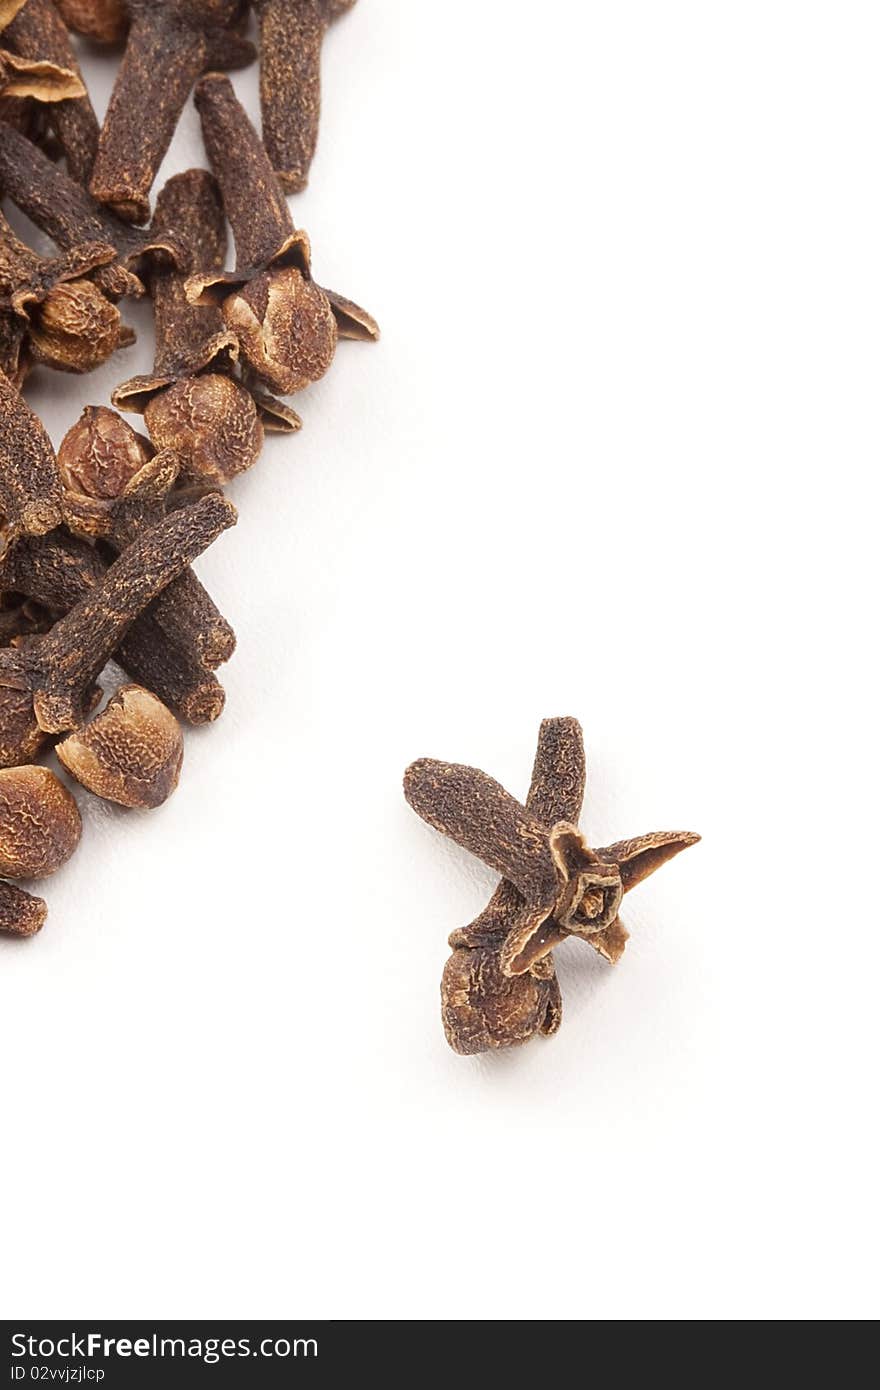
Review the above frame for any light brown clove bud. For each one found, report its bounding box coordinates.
[57,684,184,809]
[0,764,81,878]
[58,404,149,499]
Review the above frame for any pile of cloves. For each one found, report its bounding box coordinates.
[0,0,375,936]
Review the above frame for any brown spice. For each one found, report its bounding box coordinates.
[254,0,358,195]
[0,877,47,934]
[0,209,129,374]
[0,370,63,537]
[440,717,584,1055]
[0,122,183,301]
[0,527,228,725]
[57,683,184,808]
[5,0,99,182]
[404,726,700,984]
[0,0,85,108]
[0,492,236,763]
[58,407,236,670]
[0,763,81,877]
[113,168,299,484]
[55,0,128,46]
[88,1,247,223]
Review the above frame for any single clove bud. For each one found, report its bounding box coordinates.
[89,1,248,223]
[439,717,584,1055]
[55,0,128,46]
[57,683,184,808]
[0,877,47,935]
[0,370,63,537]
[189,73,378,395]
[254,0,358,194]
[0,763,81,877]
[5,0,99,182]
[0,527,228,725]
[404,732,700,982]
[0,123,183,301]
[0,491,236,763]
[58,406,236,670]
[0,209,130,374]
[113,169,299,485]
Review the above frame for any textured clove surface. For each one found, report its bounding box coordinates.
[57,684,184,809]
[0,764,81,878]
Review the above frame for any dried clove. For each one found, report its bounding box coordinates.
[88,1,249,223]
[0,369,63,537]
[0,208,130,374]
[0,491,236,763]
[0,877,47,935]
[57,683,184,808]
[58,406,236,670]
[0,0,84,107]
[113,168,299,486]
[55,0,128,46]
[254,0,358,194]
[0,122,183,301]
[5,0,100,182]
[439,717,585,1055]
[404,729,700,984]
[0,526,228,725]
[0,763,81,877]
[189,73,377,395]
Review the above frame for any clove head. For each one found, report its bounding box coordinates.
[0,764,81,878]
[220,266,337,397]
[143,373,264,486]
[28,279,125,374]
[57,684,184,809]
[0,879,48,936]
[58,405,150,499]
[441,945,561,1056]
[55,1,128,44]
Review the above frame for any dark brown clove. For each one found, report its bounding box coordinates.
[58,406,236,670]
[189,73,377,395]
[0,763,81,877]
[0,0,85,107]
[404,732,700,981]
[0,122,183,301]
[5,0,100,182]
[0,370,63,537]
[89,1,247,223]
[113,169,299,485]
[0,209,130,374]
[0,527,227,725]
[0,877,47,935]
[0,491,236,763]
[57,683,184,808]
[55,0,128,46]
[254,0,357,195]
[440,717,584,1055]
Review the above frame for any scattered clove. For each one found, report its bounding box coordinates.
[0,763,81,878]
[0,526,228,725]
[0,208,129,375]
[189,73,377,395]
[88,1,250,223]
[113,168,298,487]
[0,369,63,537]
[0,491,236,764]
[57,683,184,808]
[5,0,100,182]
[0,122,183,301]
[439,717,584,1055]
[404,722,700,1052]
[58,406,236,670]
[0,877,47,935]
[254,0,358,194]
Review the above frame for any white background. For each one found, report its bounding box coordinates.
[1,0,877,1321]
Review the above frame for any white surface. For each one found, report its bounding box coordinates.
[1,0,877,1322]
